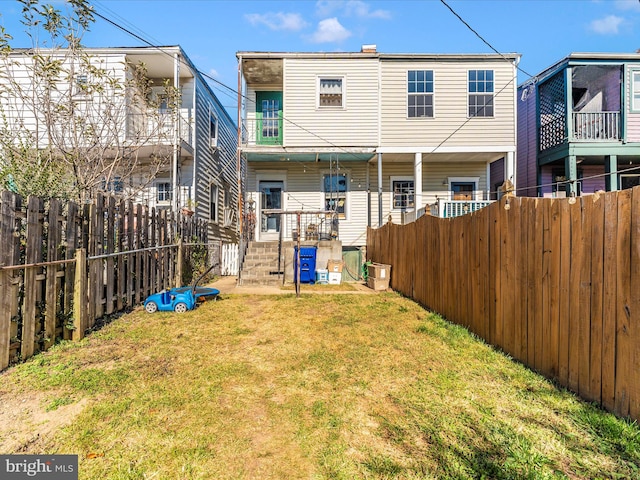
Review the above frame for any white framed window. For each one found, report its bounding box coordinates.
[446,177,480,201]
[390,177,415,210]
[156,182,172,203]
[209,109,218,148]
[632,70,640,113]
[620,174,640,190]
[323,173,348,219]
[209,184,219,222]
[318,77,344,108]
[468,70,494,117]
[407,70,434,118]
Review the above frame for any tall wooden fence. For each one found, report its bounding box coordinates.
[367,188,639,422]
[0,191,209,371]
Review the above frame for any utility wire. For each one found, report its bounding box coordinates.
[89,3,632,199]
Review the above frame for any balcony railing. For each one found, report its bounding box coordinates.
[241,117,283,147]
[572,111,620,141]
[430,199,494,218]
[126,109,192,145]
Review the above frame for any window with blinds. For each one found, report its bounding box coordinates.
[319,78,343,107]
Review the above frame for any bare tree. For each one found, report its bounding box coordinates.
[0,0,181,202]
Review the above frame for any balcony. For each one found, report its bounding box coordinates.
[572,111,620,141]
[241,117,283,147]
[126,109,192,146]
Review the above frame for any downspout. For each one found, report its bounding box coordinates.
[237,56,245,283]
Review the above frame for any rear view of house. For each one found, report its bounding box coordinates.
[236,46,520,284]
[517,53,640,197]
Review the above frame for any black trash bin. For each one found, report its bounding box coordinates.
[294,246,317,284]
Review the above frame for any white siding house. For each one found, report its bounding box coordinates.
[237,47,520,248]
[0,46,239,244]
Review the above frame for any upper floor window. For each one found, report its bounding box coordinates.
[408,70,434,118]
[209,112,218,148]
[468,70,494,117]
[632,70,640,112]
[323,173,347,219]
[319,78,343,107]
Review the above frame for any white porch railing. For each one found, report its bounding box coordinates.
[127,109,192,145]
[431,199,494,218]
[572,111,620,141]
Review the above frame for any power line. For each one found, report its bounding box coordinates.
[89,4,633,200]
[439,0,535,79]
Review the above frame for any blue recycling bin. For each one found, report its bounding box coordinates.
[294,246,317,284]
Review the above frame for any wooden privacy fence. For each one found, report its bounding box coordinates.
[0,191,210,371]
[367,188,639,422]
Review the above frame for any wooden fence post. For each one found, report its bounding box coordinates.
[73,248,87,342]
[22,196,44,361]
[176,238,183,287]
[0,191,21,370]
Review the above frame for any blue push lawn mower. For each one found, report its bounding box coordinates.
[143,264,219,314]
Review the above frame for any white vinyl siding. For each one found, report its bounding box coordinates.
[380,59,516,147]
[283,58,378,147]
[246,162,369,247]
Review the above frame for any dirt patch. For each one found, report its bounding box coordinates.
[0,389,89,453]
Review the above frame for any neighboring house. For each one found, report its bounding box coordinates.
[237,46,520,249]
[517,52,640,197]
[0,46,239,245]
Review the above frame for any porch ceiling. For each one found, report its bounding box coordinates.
[241,58,283,86]
[377,151,505,163]
[245,151,374,162]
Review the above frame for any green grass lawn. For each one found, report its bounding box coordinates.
[1,292,638,479]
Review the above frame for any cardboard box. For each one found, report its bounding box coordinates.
[327,259,344,273]
[328,272,342,284]
[367,276,389,291]
[367,263,391,280]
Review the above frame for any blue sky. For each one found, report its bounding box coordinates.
[1,0,640,109]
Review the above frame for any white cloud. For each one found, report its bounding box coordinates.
[315,1,342,17]
[589,15,624,34]
[244,12,308,31]
[208,68,219,78]
[315,0,391,19]
[615,0,640,12]
[345,0,391,19]
[309,17,352,43]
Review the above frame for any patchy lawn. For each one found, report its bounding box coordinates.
[1,293,638,479]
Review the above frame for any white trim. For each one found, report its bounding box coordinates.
[255,172,287,241]
[467,68,495,119]
[316,75,346,109]
[631,69,640,113]
[447,176,480,201]
[376,145,516,154]
[209,183,219,222]
[390,175,415,211]
[406,68,435,120]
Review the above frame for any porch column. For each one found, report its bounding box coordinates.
[565,155,578,196]
[377,152,383,227]
[414,152,422,213]
[504,151,516,193]
[605,155,618,191]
